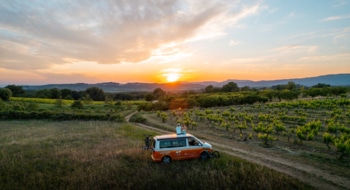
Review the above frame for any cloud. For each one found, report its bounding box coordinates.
[320,14,350,22]
[229,40,241,46]
[300,53,350,61]
[0,0,262,72]
[273,45,318,54]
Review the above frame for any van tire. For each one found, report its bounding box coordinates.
[162,156,171,164]
[200,151,209,160]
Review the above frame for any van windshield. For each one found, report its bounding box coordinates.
[188,137,202,146]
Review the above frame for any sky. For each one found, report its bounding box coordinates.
[0,0,350,85]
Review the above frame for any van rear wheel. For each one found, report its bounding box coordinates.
[162,156,171,164]
[200,151,209,160]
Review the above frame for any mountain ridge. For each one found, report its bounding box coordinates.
[19,73,350,92]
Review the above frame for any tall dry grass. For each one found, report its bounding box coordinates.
[0,120,312,189]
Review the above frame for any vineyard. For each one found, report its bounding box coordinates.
[142,97,350,160]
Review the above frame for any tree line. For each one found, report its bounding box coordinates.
[0,85,147,101]
[1,82,349,108]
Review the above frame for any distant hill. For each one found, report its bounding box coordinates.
[22,82,204,92]
[21,73,350,92]
[206,73,350,88]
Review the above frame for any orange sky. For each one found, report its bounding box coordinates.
[1,0,350,85]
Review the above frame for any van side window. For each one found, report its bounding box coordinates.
[160,140,171,148]
[159,138,186,148]
[188,137,200,146]
[173,138,186,147]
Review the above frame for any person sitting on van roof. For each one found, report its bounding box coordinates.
[181,124,187,134]
[176,123,182,135]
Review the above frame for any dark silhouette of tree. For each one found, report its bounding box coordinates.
[204,85,221,93]
[72,91,83,100]
[145,93,155,101]
[71,100,84,109]
[312,83,330,88]
[329,86,347,96]
[153,88,166,99]
[286,81,297,90]
[50,88,61,99]
[61,88,73,99]
[0,88,12,101]
[85,87,105,101]
[240,86,251,91]
[222,82,239,92]
[5,85,24,97]
[35,89,51,98]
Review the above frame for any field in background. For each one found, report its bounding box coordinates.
[0,120,311,189]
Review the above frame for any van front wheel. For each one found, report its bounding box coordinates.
[162,156,171,164]
[200,152,209,160]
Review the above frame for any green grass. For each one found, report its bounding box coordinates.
[0,120,312,189]
[2,98,137,121]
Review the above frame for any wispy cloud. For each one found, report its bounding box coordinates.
[229,40,241,46]
[320,14,350,22]
[273,45,318,54]
[300,53,350,61]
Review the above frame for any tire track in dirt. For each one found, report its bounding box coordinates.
[126,112,349,190]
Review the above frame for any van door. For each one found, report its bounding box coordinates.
[171,138,187,160]
[183,137,203,159]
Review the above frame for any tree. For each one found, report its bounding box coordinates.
[286,81,298,90]
[85,87,105,101]
[50,88,61,99]
[204,85,221,93]
[5,85,24,97]
[312,83,330,88]
[0,88,12,101]
[145,93,155,101]
[72,91,83,100]
[35,89,51,98]
[279,89,299,100]
[221,82,239,92]
[329,86,347,96]
[61,88,73,99]
[153,88,166,99]
[240,86,251,91]
[71,100,84,109]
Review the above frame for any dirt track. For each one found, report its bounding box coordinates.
[126,112,350,190]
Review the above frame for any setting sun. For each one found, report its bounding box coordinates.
[166,73,180,82]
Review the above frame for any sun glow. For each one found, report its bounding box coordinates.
[166,73,180,82]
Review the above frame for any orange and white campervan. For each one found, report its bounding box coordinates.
[150,133,214,163]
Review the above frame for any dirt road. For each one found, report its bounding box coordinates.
[126,112,349,190]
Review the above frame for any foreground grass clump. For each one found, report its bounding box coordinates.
[0,120,312,189]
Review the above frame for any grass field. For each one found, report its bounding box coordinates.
[0,120,312,189]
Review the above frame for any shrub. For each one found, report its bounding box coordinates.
[129,113,147,123]
[71,100,84,109]
[0,88,12,101]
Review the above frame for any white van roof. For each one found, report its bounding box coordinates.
[154,133,194,140]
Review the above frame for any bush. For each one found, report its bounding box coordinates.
[71,100,84,109]
[0,88,12,101]
[129,113,147,123]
